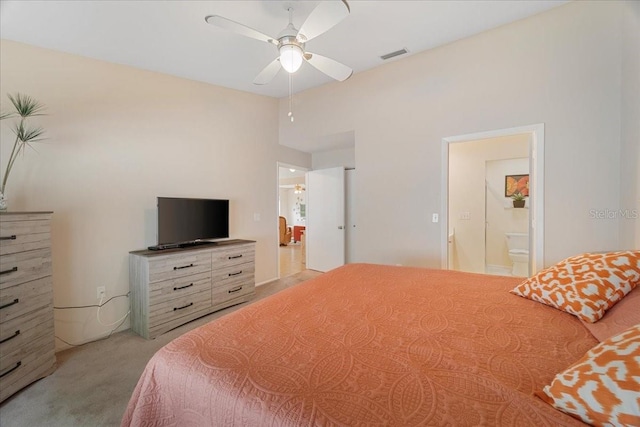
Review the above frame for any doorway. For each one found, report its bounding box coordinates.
[277,163,308,278]
[441,124,545,275]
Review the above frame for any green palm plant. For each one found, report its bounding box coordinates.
[511,191,526,202]
[0,93,46,204]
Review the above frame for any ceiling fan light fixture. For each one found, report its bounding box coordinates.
[279,44,303,73]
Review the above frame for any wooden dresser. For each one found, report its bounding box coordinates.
[129,239,255,339]
[0,212,56,403]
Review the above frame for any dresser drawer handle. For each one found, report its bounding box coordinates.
[0,330,20,345]
[228,271,242,277]
[0,298,19,310]
[173,263,194,271]
[0,235,17,241]
[0,361,21,379]
[173,283,194,291]
[228,255,243,259]
[0,267,18,276]
[228,286,243,294]
[173,302,193,311]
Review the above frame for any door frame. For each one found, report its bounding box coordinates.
[276,162,308,278]
[440,124,545,274]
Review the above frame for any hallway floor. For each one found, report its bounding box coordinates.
[279,242,304,278]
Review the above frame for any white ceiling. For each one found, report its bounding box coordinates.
[1,0,567,99]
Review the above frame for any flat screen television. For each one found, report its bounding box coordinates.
[151,197,229,250]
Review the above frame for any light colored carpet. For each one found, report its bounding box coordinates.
[0,270,321,427]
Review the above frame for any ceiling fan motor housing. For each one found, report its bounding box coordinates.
[278,35,304,53]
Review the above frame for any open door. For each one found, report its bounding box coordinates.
[306,167,345,272]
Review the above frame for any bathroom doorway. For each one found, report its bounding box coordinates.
[441,124,544,276]
[485,157,529,276]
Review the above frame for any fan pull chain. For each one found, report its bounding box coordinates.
[288,73,294,123]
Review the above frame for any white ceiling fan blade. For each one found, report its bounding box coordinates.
[253,58,281,85]
[305,52,353,81]
[297,0,350,43]
[205,15,278,45]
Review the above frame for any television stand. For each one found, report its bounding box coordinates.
[130,239,256,339]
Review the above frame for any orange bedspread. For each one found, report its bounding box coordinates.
[123,264,595,426]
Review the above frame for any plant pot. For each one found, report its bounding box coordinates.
[0,192,7,211]
[513,200,525,208]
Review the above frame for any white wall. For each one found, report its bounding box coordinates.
[449,135,529,273]
[620,0,640,249]
[312,147,355,170]
[485,158,529,268]
[0,40,310,349]
[278,187,306,227]
[278,188,292,225]
[279,1,629,267]
[288,189,307,226]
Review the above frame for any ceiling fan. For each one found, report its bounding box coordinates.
[205,0,353,85]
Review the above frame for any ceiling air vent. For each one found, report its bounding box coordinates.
[380,48,409,61]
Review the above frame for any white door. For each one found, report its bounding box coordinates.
[345,169,356,263]
[306,167,345,271]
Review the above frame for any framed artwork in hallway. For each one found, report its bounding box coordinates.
[505,174,529,197]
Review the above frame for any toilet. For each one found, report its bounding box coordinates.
[505,232,529,277]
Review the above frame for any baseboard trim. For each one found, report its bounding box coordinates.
[256,277,278,287]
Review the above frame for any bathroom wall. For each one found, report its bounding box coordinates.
[485,158,530,269]
[449,134,529,273]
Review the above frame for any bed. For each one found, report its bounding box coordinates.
[122,262,639,426]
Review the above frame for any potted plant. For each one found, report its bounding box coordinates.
[0,93,46,211]
[511,191,526,208]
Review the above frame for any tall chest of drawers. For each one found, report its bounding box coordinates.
[130,239,255,339]
[0,212,56,403]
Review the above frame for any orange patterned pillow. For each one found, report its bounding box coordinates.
[538,323,640,426]
[511,251,640,323]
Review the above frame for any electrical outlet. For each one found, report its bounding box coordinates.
[97,286,106,300]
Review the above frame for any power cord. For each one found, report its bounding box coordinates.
[53,292,130,309]
[54,311,129,347]
[97,294,130,327]
[54,291,131,347]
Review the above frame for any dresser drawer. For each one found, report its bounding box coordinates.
[213,279,254,304]
[0,333,55,402]
[148,290,212,327]
[0,308,53,362]
[147,252,211,284]
[0,248,52,290]
[148,272,211,306]
[0,219,51,256]
[212,263,255,289]
[0,276,53,324]
[213,245,255,269]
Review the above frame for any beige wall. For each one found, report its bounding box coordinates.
[485,158,529,267]
[0,40,310,349]
[312,147,355,170]
[280,1,630,266]
[620,0,640,248]
[449,135,529,273]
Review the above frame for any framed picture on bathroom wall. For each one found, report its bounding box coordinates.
[505,174,529,197]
